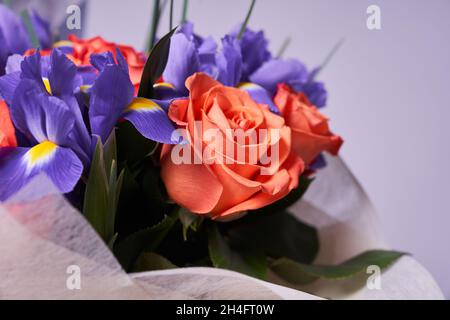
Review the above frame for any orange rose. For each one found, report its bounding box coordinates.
[274,84,343,164]
[0,100,17,147]
[160,73,304,220]
[25,36,146,92]
[68,35,146,91]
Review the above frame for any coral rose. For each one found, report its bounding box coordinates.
[274,83,343,164]
[68,35,146,90]
[0,100,16,147]
[68,35,146,88]
[161,73,304,219]
[25,36,146,92]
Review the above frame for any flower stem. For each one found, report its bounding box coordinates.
[237,0,256,39]
[181,0,189,23]
[276,37,291,58]
[147,0,161,52]
[169,0,174,31]
[21,10,40,48]
[313,38,345,79]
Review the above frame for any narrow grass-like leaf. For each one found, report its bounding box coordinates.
[83,137,109,240]
[139,26,178,99]
[271,250,407,285]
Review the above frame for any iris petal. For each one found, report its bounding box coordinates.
[89,63,134,143]
[249,58,308,94]
[238,82,280,114]
[163,33,200,94]
[11,80,76,146]
[0,71,20,105]
[123,97,180,144]
[216,35,242,87]
[0,145,83,200]
[48,49,79,97]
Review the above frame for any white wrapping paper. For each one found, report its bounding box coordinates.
[0,156,443,299]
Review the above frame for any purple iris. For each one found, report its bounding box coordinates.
[162,22,327,110]
[162,22,242,95]
[228,24,271,81]
[89,49,178,144]
[234,25,328,108]
[162,22,280,113]
[0,49,91,165]
[0,47,178,201]
[0,77,84,200]
[0,4,51,75]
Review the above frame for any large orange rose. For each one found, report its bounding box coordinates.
[0,100,16,147]
[67,35,146,90]
[274,83,343,164]
[161,73,304,219]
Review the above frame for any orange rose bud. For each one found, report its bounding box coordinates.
[274,83,343,165]
[160,73,304,220]
[0,100,17,147]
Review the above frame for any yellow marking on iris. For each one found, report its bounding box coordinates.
[80,85,92,93]
[53,40,73,48]
[42,77,52,95]
[27,141,58,167]
[238,82,258,90]
[126,98,162,112]
[153,82,175,89]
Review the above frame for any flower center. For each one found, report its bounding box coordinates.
[231,110,255,130]
[27,141,58,167]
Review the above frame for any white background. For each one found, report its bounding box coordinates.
[82,0,450,297]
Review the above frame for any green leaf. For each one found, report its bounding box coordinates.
[133,252,177,272]
[178,207,202,240]
[208,225,267,279]
[138,26,178,99]
[107,233,118,250]
[141,166,166,205]
[83,134,124,244]
[114,212,178,271]
[228,210,319,264]
[103,129,117,175]
[83,137,109,240]
[271,250,407,285]
[116,121,157,166]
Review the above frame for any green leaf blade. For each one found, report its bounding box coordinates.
[138,26,178,99]
[133,252,177,272]
[271,250,407,285]
[208,225,267,279]
[114,212,178,271]
[83,137,109,240]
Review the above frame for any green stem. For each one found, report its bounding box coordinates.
[169,0,174,31]
[313,38,345,79]
[237,0,256,39]
[181,0,189,23]
[276,37,291,58]
[21,10,40,48]
[147,0,161,52]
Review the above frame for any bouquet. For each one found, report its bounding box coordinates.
[0,0,441,299]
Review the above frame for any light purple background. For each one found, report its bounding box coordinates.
[82,0,450,297]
